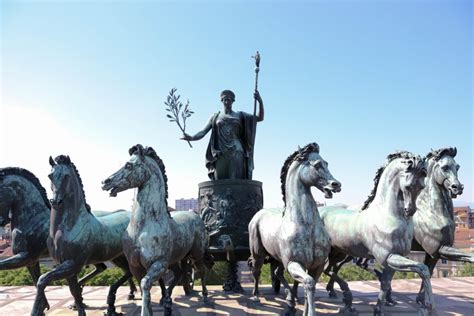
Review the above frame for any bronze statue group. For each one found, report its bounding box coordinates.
[0,85,472,316]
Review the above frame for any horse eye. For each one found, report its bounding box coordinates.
[456,165,460,171]
[125,163,133,170]
[311,161,322,169]
[441,165,449,172]
[48,173,53,180]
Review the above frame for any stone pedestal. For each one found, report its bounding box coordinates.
[198,179,263,292]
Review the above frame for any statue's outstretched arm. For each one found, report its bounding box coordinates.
[181,115,213,141]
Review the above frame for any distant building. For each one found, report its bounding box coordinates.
[454,206,474,229]
[175,198,199,212]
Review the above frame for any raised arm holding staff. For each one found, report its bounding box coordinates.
[181,89,264,180]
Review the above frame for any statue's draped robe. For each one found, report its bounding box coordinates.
[205,111,256,180]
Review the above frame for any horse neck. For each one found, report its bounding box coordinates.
[369,166,405,219]
[284,165,320,225]
[7,176,50,230]
[418,163,453,219]
[132,173,169,226]
[50,178,89,234]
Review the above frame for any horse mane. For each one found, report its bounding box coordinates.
[426,147,457,161]
[361,151,416,211]
[0,167,51,209]
[54,155,91,213]
[280,142,320,207]
[128,144,169,208]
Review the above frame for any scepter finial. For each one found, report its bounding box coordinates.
[252,51,260,69]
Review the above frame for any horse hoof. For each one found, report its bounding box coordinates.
[328,290,338,298]
[385,298,398,306]
[250,296,260,303]
[202,296,209,304]
[104,312,123,316]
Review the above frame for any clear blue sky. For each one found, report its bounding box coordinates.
[1,0,472,211]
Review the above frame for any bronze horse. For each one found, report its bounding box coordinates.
[30,156,134,316]
[102,144,210,316]
[0,167,136,310]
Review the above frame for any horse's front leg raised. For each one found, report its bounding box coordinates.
[287,261,315,316]
[0,251,35,271]
[31,259,82,316]
[386,254,433,316]
[140,261,166,316]
[439,245,474,263]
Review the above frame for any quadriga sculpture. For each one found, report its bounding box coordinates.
[102,144,210,316]
[31,156,133,316]
[248,142,342,316]
[319,151,431,315]
[0,167,136,310]
[324,148,471,311]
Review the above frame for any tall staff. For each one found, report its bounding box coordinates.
[251,51,261,150]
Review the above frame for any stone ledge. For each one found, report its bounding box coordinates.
[0,277,472,315]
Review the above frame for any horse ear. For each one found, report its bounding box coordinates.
[453,147,457,157]
[49,156,56,167]
[137,145,144,156]
[66,155,71,163]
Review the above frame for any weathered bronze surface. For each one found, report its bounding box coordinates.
[0,167,136,312]
[31,156,133,316]
[319,152,432,315]
[248,143,342,316]
[102,144,210,316]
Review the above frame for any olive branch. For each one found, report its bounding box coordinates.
[165,88,194,148]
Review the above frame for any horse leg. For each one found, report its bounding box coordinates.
[78,263,106,286]
[31,259,81,316]
[27,262,54,312]
[65,263,108,310]
[181,258,194,296]
[158,278,167,306]
[325,261,357,315]
[273,263,296,309]
[140,261,166,316]
[0,251,33,270]
[287,261,315,316]
[127,277,137,300]
[439,245,474,263]
[66,275,86,316]
[106,256,133,316]
[193,257,209,303]
[270,259,281,294]
[416,253,438,306]
[354,259,396,306]
[372,267,394,316]
[248,254,265,303]
[161,263,182,311]
[326,255,353,298]
[386,254,433,315]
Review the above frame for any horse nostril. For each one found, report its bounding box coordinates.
[103,178,111,185]
[451,184,459,190]
[331,181,341,188]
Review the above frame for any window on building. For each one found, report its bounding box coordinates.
[442,270,449,278]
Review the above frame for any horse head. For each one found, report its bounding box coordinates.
[426,147,463,198]
[102,144,168,202]
[102,144,151,196]
[48,155,90,212]
[281,143,341,205]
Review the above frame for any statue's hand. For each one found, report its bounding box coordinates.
[254,90,262,102]
[181,133,193,141]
